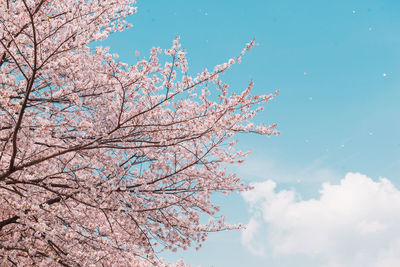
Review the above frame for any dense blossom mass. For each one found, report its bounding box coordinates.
[0,0,278,266]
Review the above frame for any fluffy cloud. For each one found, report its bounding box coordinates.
[242,173,400,267]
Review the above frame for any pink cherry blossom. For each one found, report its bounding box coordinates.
[0,1,278,266]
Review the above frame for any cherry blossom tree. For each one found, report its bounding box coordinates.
[0,0,278,266]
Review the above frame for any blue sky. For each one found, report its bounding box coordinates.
[103,0,400,266]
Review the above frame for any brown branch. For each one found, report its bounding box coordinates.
[0,196,61,230]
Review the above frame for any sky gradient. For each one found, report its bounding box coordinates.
[101,1,400,266]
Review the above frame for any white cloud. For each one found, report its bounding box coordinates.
[241,217,265,256]
[241,173,400,267]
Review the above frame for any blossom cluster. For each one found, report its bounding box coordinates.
[0,1,277,266]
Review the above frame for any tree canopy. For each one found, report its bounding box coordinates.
[0,0,278,265]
